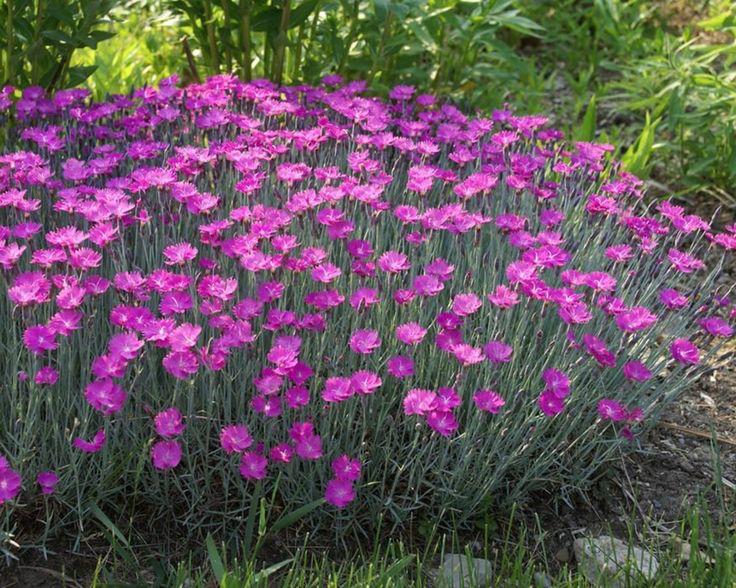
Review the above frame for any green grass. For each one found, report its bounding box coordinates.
[83,498,735,587]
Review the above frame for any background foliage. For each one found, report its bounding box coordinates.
[3,1,734,206]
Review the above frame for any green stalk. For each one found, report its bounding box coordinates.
[291,22,305,81]
[239,0,253,81]
[31,0,46,85]
[6,0,14,84]
[337,0,359,75]
[271,0,291,85]
[204,1,220,73]
[220,0,233,72]
[367,9,393,84]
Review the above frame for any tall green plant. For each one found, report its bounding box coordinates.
[0,0,120,91]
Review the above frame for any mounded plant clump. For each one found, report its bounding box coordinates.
[0,76,733,541]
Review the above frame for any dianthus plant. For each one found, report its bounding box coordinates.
[0,76,733,539]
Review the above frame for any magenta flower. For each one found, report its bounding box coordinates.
[162,350,199,379]
[670,338,700,365]
[332,455,361,482]
[34,366,59,385]
[163,242,198,265]
[387,355,414,379]
[538,390,564,416]
[487,284,520,309]
[239,451,268,480]
[699,317,734,338]
[219,424,253,453]
[473,390,505,414]
[403,389,437,416]
[151,440,182,470]
[23,325,57,354]
[295,434,323,460]
[84,378,127,415]
[73,429,106,453]
[322,376,354,403]
[378,251,410,273]
[615,307,657,332]
[395,322,427,345]
[597,399,627,422]
[452,293,482,317]
[451,343,485,366]
[37,471,59,495]
[351,370,382,395]
[349,329,381,354]
[325,478,355,509]
[542,369,570,398]
[0,465,22,504]
[623,361,652,382]
[426,410,459,437]
[484,341,513,364]
[154,407,185,438]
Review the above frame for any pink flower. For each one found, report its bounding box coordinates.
[84,379,126,415]
[154,407,185,438]
[412,274,443,297]
[623,361,652,382]
[538,390,564,416]
[668,248,705,273]
[395,322,427,345]
[34,366,59,385]
[37,471,59,495]
[378,251,410,273]
[484,341,513,364]
[163,242,198,265]
[473,390,505,414]
[349,329,381,354]
[322,377,354,403]
[426,410,458,437]
[325,478,355,509]
[699,317,734,338]
[311,263,342,283]
[295,434,323,460]
[23,325,57,354]
[285,385,310,408]
[73,429,106,453]
[542,369,570,398]
[403,389,437,416]
[452,293,482,316]
[487,285,519,309]
[219,424,253,453]
[451,343,485,366]
[615,307,657,332]
[387,355,414,379]
[151,440,182,470]
[162,350,199,379]
[332,455,361,482]
[270,443,294,463]
[0,466,22,504]
[239,451,268,480]
[597,399,626,421]
[670,338,700,365]
[351,370,382,395]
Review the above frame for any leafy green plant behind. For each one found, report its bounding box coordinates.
[163,0,544,106]
[0,0,120,91]
[71,1,187,99]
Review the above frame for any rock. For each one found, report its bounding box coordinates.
[573,535,659,587]
[431,554,494,587]
[554,546,570,563]
[533,571,553,587]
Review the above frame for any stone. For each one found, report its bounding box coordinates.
[554,546,571,562]
[533,571,553,587]
[431,554,494,587]
[573,535,659,587]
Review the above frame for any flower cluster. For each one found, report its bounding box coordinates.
[0,75,733,530]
